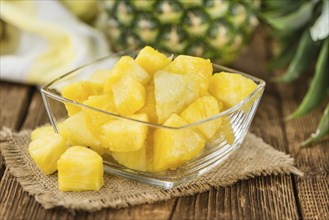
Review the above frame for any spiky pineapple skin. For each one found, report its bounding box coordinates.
[97,0,259,63]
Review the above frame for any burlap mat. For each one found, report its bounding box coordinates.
[0,127,302,212]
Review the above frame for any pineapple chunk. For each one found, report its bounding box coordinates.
[103,56,150,93]
[154,70,199,124]
[89,69,110,83]
[83,94,117,135]
[135,46,172,75]
[101,114,148,152]
[111,146,147,171]
[111,128,154,172]
[31,123,65,141]
[61,81,103,116]
[28,134,67,175]
[31,125,55,141]
[180,96,223,140]
[219,117,235,145]
[164,55,212,96]
[60,112,105,155]
[153,114,205,171]
[208,72,257,109]
[112,74,146,115]
[57,146,104,191]
[137,84,158,123]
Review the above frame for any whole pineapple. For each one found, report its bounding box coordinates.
[97,0,260,63]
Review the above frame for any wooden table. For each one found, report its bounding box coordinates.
[0,29,328,219]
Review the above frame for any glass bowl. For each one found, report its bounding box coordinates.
[41,51,265,189]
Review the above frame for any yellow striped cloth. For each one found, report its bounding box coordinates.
[0,0,109,85]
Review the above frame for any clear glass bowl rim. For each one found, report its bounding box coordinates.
[41,50,266,130]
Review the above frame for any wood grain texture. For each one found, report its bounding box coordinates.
[0,81,32,181]
[21,90,50,130]
[0,82,32,130]
[276,81,329,220]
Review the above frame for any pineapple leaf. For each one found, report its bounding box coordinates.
[272,30,317,83]
[310,0,329,41]
[267,42,297,70]
[300,102,329,147]
[264,0,317,31]
[262,0,304,18]
[286,38,329,120]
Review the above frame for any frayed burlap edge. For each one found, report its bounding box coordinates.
[0,127,303,212]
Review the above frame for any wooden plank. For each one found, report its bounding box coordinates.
[0,82,32,130]
[20,90,50,129]
[0,81,32,181]
[276,81,329,219]
[171,175,298,220]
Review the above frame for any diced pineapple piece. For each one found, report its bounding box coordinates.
[31,123,65,141]
[137,84,158,123]
[180,96,223,140]
[145,129,155,172]
[112,146,147,171]
[153,114,205,171]
[57,146,104,191]
[83,94,117,135]
[101,114,148,152]
[112,74,146,115]
[209,116,235,145]
[31,125,55,141]
[135,46,172,75]
[61,81,103,116]
[89,69,110,83]
[208,72,257,109]
[111,128,154,172]
[154,70,199,124]
[219,117,235,145]
[103,56,150,93]
[164,55,212,96]
[28,134,67,175]
[60,112,105,155]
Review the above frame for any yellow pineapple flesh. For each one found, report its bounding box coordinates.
[100,114,148,152]
[103,56,150,93]
[180,96,223,140]
[164,55,212,96]
[89,69,110,83]
[83,94,117,135]
[218,117,235,145]
[154,70,199,124]
[57,146,104,191]
[111,128,154,172]
[208,115,235,145]
[111,146,147,172]
[112,74,146,115]
[153,114,205,172]
[61,81,103,116]
[137,84,158,123]
[60,112,105,155]
[135,46,172,75]
[31,125,55,141]
[28,133,67,175]
[208,72,257,109]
